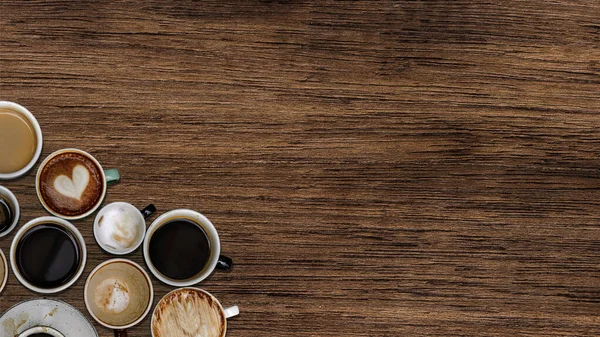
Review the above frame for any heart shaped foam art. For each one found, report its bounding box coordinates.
[54,165,90,200]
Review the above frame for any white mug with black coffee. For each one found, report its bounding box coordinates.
[36,148,120,220]
[10,216,87,294]
[143,209,232,286]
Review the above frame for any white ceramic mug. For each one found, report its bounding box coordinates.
[0,185,20,237]
[94,202,156,255]
[10,216,87,294]
[143,209,232,287]
[18,326,65,337]
[151,287,239,337]
[0,101,43,180]
[35,148,120,220]
[84,259,154,337]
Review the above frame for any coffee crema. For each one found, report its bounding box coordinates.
[39,152,103,217]
[0,109,37,174]
[16,224,81,289]
[149,219,211,280]
[152,288,225,337]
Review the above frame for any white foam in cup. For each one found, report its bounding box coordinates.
[94,202,148,255]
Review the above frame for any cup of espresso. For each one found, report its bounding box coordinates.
[151,287,239,337]
[0,248,8,294]
[10,216,87,294]
[0,101,43,180]
[36,148,120,220]
[0,185,20,238]
[143,209,232,286]
[18,326,65,337]
[84,259,153,337]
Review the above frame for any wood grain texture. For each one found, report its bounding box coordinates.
[1,0,599,336]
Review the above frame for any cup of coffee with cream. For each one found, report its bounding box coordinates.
[0,101,43,180]
[152,287,239,337]
[36,148,120,220]
[94,202,156,255]
[0,248,8,294]
[84,259,154,337]
[10,216,87,294]
[143,209,232,287]
[0,185,20,238]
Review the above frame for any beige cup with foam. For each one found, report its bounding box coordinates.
[151,287,239,337]
[84,259,153,336]
[0,248,7,294]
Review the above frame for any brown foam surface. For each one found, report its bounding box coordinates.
[39,152,103,216]
[152,288,225,337]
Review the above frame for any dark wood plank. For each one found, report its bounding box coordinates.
[1,0,599,336]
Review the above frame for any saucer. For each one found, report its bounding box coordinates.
[0,299,98,337]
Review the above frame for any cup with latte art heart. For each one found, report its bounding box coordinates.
[36,148,120,220]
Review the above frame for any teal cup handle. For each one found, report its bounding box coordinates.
[104,168,120,184]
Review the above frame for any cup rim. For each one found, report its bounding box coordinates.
[0,101,43,180]
[93,202,146,255]
[35,148,107,220]
[0,185,20,238]
[9,216,87,294]
[143,209,221,287]
[83,258,154,330]
[151,287,227,337]
[0,248,7,294]
[19,326,65,337]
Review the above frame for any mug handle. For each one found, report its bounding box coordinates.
[104,168,120,184]
[216,255,233,271]
[223,305,240,319]
[114,329,127,337]
[140,204,156,219]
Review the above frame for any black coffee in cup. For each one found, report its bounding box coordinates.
[0,197,13,233]
[149,219,210,280]
[30,334,53,337]
[16,224,81,288]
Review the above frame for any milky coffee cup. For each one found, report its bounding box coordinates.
[94,202,156,255]
[0,101,43,180]
[143,209,232,286]
[0,248,7,294]
[151,287,239,337]
[36,148,120,220]
[84,259,154,337]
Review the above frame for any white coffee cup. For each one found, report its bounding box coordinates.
[0,101,43,180]
[10,216,87,294]
[84,259,154,337]
[0,185,20,237]
[0,248,7,294]
[94,202,156,255]
[151,287,239,337]
[143,209,232,287]
[35,148,120,220]
[18,326,65,337]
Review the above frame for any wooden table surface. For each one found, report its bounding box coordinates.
[1,1,599,336]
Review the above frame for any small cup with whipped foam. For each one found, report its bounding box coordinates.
[94,202,155,255]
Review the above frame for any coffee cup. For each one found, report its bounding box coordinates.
[36,148,120,220]
[84,259,154,337]
[10,216,87,294]
[143,209,232,286]
[0,185,20,237]
[0,248,7,294]
[94,203,156,255]
[151,287,239,337]
[0,101,43,180]
[18,326,65,337]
